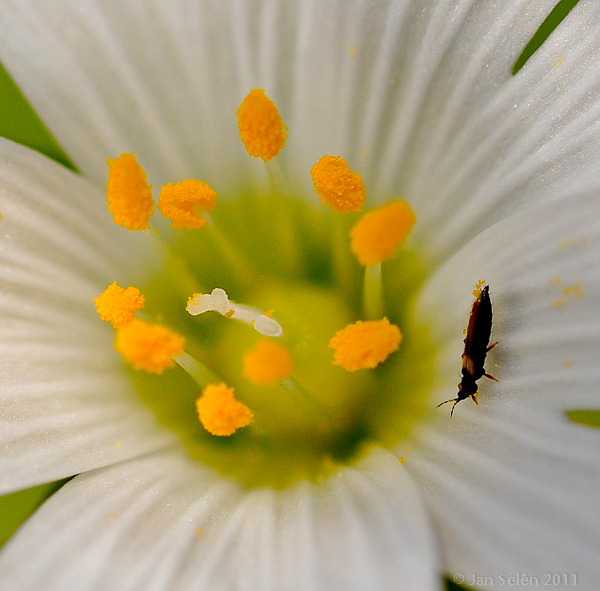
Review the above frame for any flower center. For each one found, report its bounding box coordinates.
[97,91,435,488]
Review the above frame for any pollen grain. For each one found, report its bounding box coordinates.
[196,383,253,436]
[243,339,293,385]
[472,280,486,297]
[158,179,217,229]
[311,155,366,214]
[237,89,288,161]
[93,282,145,328]
[115,318,185,374]
[350,199,416,265]
[106,154,154,230]
[329,318,402,371]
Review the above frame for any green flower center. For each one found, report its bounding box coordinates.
[98,89,437,488]
[128,190,434,488]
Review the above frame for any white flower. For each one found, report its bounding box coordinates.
[0,1,599,590]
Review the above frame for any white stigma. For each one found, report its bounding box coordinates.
[186,288,282,337]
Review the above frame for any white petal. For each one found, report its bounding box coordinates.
[407,189,600,587]
[0,447,441,591]
[2,0,600,235]
[0,139,176,494]
[404,0,600,262]
[0,0,266,189]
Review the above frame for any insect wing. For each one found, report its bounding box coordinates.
[461,353,475,376]
[465,286,493,368]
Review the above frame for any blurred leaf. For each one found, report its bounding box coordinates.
[446,580,462,591]
[512,0,581,75]
[566,409,600,429]
[0,60,74,169]
[445,578,481,591]
[0,480,69,548]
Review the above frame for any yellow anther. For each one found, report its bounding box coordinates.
[106,154,154,230]
[350,200,416,266]
[158,179,217,229]
[195,383,253,436]
[237,89,288,161]
[329,318,402,371]
[310,155,366,213]
[93,282,145,328]
[243,339,293,385]
[114,318,185,374]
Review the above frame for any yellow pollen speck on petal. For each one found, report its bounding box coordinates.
[311,155,366,213]
[329,318,402,371]
[243,339,293,385]
[350,199,416,265]
[237,89,287,161]
[93,282,145,328]
[158,179,217,229]
[106,154,154,230]
[564,284,584,299]
[196,383,253,436]
[115,318,185,374]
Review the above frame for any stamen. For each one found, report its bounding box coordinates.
[115,318,185,374]
[173,352,220,389]
[237,89,288,161]
[195,383,253,436]
[186,288,283,337]
[243,340,293,385]
[362,263,384,320]
[93,282,145,328]
[310,155,365,213]
[106,154,154,230]
[158,179,217,229]
[329,318,402,371]
[350,200,416,266]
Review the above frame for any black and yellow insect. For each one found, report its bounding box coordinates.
[437,284,498,417]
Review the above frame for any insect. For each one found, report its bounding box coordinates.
[437,284,498,417]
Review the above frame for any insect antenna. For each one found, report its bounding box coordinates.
[436,397,460,416]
